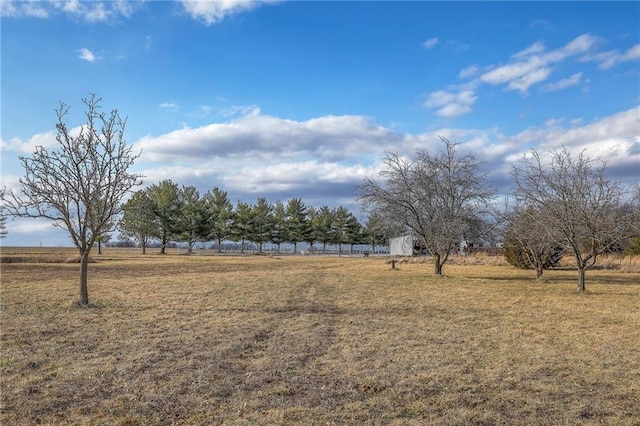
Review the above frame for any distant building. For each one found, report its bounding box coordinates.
[389,233,503,257]
[389,234,413,256]
[389,233,426,256]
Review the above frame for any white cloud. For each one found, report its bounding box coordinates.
[159,102,179,111]
[131,106,640,204]
[423,90,477,118]
[1,126,84,153]
[422,38,439,49]
[220,104,260,118]
[0,0,18,17]
[113,0,137,18]
[506,67,551,93]
[179,0,278,25]
[582,43,640,69]
[512,41,546,59]
[458,65,480,79]
[2,131,57,153]
[623,44,640,62]
[427,32,626,118]
[134,110,401,163]
[541,72,582,92]
[5,107,638,243]
[0,216,72,247]
[77,47,97,62]
[0,0,48,18]
[480,34,598,94]
[224,161,374,194]
[1,0,143,22]
[428,32,633,119]
[503,107,640,169]
[5,217,57,234]
[481,56,549,93]
[548,33,599,61]
[22,1,49,18]
[58,0,144,22]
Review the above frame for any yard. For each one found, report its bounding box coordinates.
[1,248,639,425]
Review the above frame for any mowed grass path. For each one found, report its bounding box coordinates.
[1,249,639,425]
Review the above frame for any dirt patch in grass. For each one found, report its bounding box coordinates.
[1,249,639,424]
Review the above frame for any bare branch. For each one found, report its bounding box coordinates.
[4,94,143,305]
[512,146,634,293]
[358,137,494,275]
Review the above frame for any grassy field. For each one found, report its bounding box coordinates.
[1,247,639,425]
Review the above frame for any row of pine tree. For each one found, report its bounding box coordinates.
[118,180,393,254]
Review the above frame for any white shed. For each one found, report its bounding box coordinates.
[389,233,414,256]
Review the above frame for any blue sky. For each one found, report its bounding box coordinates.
[1,0,639,246]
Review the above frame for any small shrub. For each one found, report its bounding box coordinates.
[623,237,640,255]
[503,239,564,270]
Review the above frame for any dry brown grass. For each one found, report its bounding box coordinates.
[1,247,639,425]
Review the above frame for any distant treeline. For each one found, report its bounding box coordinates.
[115,180,395,255]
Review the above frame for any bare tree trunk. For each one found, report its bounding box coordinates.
[142,242,146,255]
[434,253,443,275]
[535,264,544,280]
[79,248,91,305]
[217,238,223,253]
[577,267,587,293]
[534,257,544,280]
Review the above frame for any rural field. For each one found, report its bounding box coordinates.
[1,247,639,425]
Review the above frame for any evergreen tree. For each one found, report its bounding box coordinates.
[285,198,308,254]
[250,197,273,252]
[178,185,209,254]
[315,206,334,254]
[147,180,183,254]
[344,211,363,255]
[231,201,253,254]
[270,201,288,253]
[119,189,158,254]
[363,211,395,254]
[303,206,318,253]
[205,187,234,253]
[331,206,355,255]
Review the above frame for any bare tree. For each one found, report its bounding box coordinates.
[3,94,142,305]
[358,137,493,275]
[503,203,564,280]
[512,147,637,293]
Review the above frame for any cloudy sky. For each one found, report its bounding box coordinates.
[1,0,639,246]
